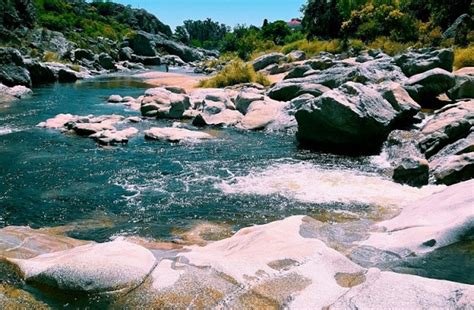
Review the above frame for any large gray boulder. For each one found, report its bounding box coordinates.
[0,48,31,87]
[24,60,56,85]
[448,75,474,100]
[252,52,285,71]
[140,87,191,118]
[404,68,455,104]
[418,100,474,158]
[235,90,264,114]
[443,14,472,42]
[394,48,454,77]
[295,82,397,154]
[97,53,115,70]
[73,49,95,62]
[27,28,75,58]
[375,82,421,125]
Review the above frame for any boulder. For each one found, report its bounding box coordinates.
[57,69,78,83]
[238,99,289,131]
[284,65,312,79]
[192,110,243,127]
[375,82,421,125]
[286,50,306,61]
[443,14,472,43]
[252,52,285,71]
[418,100,474,158]
[268,82,330,102]
[161,55,186,66]
[131,55,162,66]
[404,68,455,104]
[118,47,134,61]
[108,95,123,103]
[73,49,95,62]
[448,75,474,100]
[90,127,139,145]
[11,240,156,294]
[394,48,454,77]
[144,127,213,142]
[430,153,474,185]
[0,48,31,87]
[392,157,429,187]
[98,53,115,70]
[263,63,294,75]
[0,84,32,99]
[295,82,397,154]
[24,60,56,85]
[127,31,157,56]
[235,90,264,114]
[361,179,474,256]
[37,114,81,129]
[141,88,191,118]
[429,131,474,162]
[27,29,75,58]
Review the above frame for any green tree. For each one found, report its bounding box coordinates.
[261,20,291,45]
[302,0,342,38]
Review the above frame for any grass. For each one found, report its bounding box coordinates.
[280,39,344,56]
[43,51,61,62]
[198,59,270,88]
[454,45,474,69]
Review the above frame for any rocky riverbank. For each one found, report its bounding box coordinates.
[0,179,472,308]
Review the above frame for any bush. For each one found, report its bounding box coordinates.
[198,60,270,88]
[280,39,343,57]
[43,51,60,62]
[367,37,413,56]
[454,46,474,69]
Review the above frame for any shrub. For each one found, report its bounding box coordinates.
[198,60,270,88]
[70,64,81,72]
[43,51,60,62]
[454,46,474,69]
[367,37,413,56]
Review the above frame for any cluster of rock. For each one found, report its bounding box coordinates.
[0,180,472,308]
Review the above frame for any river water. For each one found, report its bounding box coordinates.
[0,72,442,244]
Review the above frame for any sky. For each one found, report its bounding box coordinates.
[111,0,306,30]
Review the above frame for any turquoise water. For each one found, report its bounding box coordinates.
[0,73,388,242]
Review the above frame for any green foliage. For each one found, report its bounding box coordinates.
[280,39,344,57]
[199,60,270,88]
[367,36,413,55]
[43,51,60,62]
[174,19,229,50]
[261,20,292,45]
[454,45,474,69]
[302,0,342,38]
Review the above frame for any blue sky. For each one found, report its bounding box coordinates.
[111,0,306,30]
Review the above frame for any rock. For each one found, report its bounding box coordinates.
[375,82,421,125]
[127,31,157,56]
[161,55,186,66]
[144,127,213,142]
[430,153,474,185]
[295,82,397,154]
[252,52,285,71]
[131,55,162,66]
[90,127,139,145]
[0,226,89,259]
[448,75,474,100]
[164,86,186,94]
[119,47,134,61]
[98,53,115,70]
[108,95,123,103]
[429,131,474,162]
[141,87,191,118]
[11,240,156,294]
[395,48,454,77]
[267,82,330,102]
[67,115,124,136]
[126,116,141,123]
[329,268,474,309]
[392,157,429,187]
[37,114,80,129]
[284,65,312,79]
[27,28,75,58]
[72,123,116,136]
[361,179,474,256]
[193,110,243,127]
[238,99,288,130]
[263,63,294,75]
[24,60,56,85]
[0,284,49,309]
[443,14,472,42]
[57,69,78,83]
[287,50,306,61]
[0,48,31,87]
[235,91,265,114]
[73,49,95,62]
[404,68,455,104]
[418,100,474,158]
[0,83,32,99]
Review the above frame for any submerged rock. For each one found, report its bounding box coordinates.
[144,127,213,142]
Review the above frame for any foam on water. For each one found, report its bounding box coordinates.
[0,126,20,136]
[218,161,445,208]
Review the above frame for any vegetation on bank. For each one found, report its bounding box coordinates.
[198,60,270,88]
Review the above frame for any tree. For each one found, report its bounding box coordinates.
[261,20,291,45]
[302,0,342,38]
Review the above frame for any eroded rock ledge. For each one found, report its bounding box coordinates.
[0,180,472,308]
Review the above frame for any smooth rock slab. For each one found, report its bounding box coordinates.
[144,127,213,142]
[361,179,473,256]
[90,127,139,145]
[11,240,156,294]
